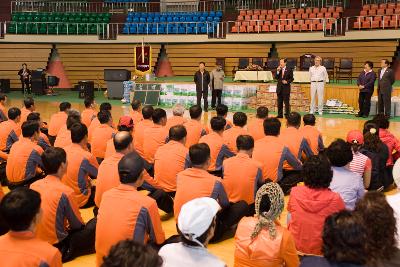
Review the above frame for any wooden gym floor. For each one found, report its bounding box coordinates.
[3,92,400,267]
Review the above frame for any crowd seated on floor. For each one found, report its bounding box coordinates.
[0,95,399,267]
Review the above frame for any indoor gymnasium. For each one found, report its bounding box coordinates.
[0,0,400,266]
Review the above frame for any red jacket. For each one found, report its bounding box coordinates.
[379,128,400,166]
[287,186,345,255]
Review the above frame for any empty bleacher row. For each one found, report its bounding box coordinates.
[122,11,222,34]
[8,12,111,34]
[354,3,400,29]
[56,44,161,87]
[232,7,342,33]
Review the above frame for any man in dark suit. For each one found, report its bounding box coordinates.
[356,61,376,118]
[275,58,294,118]
[194,62,211,112]
[18,63,31,94]
[378,59,395,118]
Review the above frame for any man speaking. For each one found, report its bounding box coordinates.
[378,59,395,118]
[275,58,294,118]
[194,62,210,112]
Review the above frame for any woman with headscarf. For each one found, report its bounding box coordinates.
[233,182,299,267]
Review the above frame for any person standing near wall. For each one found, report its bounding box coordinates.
[210,63,225,109]
[194,62,211,112]
[309,56,328,115]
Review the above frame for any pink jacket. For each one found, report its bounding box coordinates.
[379,128,400,166]
[287,186,345,255]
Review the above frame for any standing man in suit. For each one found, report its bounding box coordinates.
[276,58,294,118]
[356,61,376,118]
[378,59,395,118]
[18,63,31,94]
[194,62,211,112]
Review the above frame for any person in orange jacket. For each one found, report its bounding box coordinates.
[234,182,299,267]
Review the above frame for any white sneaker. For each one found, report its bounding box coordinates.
[121,99,129,104]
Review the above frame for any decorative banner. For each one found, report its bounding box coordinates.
[134,45,152,75]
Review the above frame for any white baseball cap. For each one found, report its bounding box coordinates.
[178,197,221,245]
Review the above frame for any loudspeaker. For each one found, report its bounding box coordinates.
[32,80,44,95]
[78,81,94,99]
[31,70,44,80]
[47,76,59,87]
[0,79,10,93]
[104,69,131,81]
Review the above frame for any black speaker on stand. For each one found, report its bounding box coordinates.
[0,79,10,93]
[78,81,94,99]
[31,70,46,95]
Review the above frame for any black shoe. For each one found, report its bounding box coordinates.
[276,115,283,119]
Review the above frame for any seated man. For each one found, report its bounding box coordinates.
[48,102,71,145]
[166,104,187,130]
[104,116,134,159]
[134,105,154,157]
[300,114,324,155]
[253,118,301,188]
[20,97,35,125]
[199,116,234,176]
[184,105,208,148]
[129,99,143,126]
[248,106,268,141]
[31,147,96,262]
[96,152,165,266]
[95,131,133,208]
[0,188,62,266]
[223,112,248,153]
[222,135,263,213]
[102,239,162,267]
[88,102,112,142]
[279,112,313,193]
[6,120,44,189]
[54,110,81,149]
[27,112,51,151]
[159,197,226,267]
[143,108,168,164]
[91,110,116,163]
[174,143,248,242]
[81,98,97,129]
[62,123,99,208]
[216,104,233,130]
[0,107,20,152]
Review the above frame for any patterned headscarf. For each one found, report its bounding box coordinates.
[251,182,285,240]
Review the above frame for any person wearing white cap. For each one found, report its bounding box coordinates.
[159,197,226,267]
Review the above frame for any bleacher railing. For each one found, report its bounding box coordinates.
[11,0,225,14]
[234,0,347,10]
[346,15,400,30]
[362,0,400,5]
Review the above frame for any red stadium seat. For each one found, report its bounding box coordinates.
[384,15,391,21]
[373,16,382,21]
[297,19,304,25]
[239,26,247,32]
[336,6,343,13]
[264,21,271,26]
[239,10,246,16]
[254,25,262,32]
[395,8,400,14]
[298,8,305,14]
[316,23,323,30]
[381,20,389,28]
[280,20,287,25]
[249,20,257,26]
[268,10,274,15]
[360,10,367,16]
[262,24,269,32]
[282,9,289,14]
[317,13,324,18]
[273,14,279,20]
[388,3,396,9]
[275,9,282,15]
[309,13,317,18]
[272,20,279,26]
[333,12,340,19]
[278,24,285,31]
[321,7,327,13]
[231,26,238,32]
[397,3,400,8]
[379,4,387,9]
[389,19,398,28]
[295,14,302,19]
[247,26,254,32]
[252,15,258,20]
[354,21,361,29]
[237,15,244,21]
[305,8,312,14]
[326,23,333,30]
[284,24,292,31]
[362,5,370,11]
[292,24,300,31]
[280,14,287,19]
[287,14,294,19]
[266,14,273,20]
[386,9,394,15]
[305,19,312,25]
[362,21,371,28]
[368,9,377,15]
[254,10,261,15]
[313,19,320,25]
[313,8,319,13]
[269,25,277,31]
[301,13,308,19]
[328,7,335,13]
[371,20,380,28]
[246,10,253,15]
[324,13,332,18]
[261,10,268,15]
[241,21,249,26]
[371,4,378,10]
[245,15,251,21]
[377,9,385,15]
[290,9,297,14]
[259,14,266,20]
[301,24,309,31]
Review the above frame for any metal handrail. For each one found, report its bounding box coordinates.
[11,0,225,14]
[345,14,399,30]
[362,0,400,6]
[234,0,347,11]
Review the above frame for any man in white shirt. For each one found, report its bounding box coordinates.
[159,197,227,267]
[309,56,328,115]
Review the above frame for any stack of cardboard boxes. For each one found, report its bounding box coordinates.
[248,84,310,112]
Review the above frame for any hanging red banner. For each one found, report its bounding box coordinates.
[134,45,152,75]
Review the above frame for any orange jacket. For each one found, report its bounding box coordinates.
[48,111,68,137]
[234,217,299,267]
